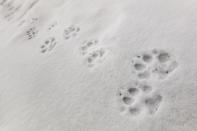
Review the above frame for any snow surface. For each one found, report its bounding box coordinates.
[0,0,197,131]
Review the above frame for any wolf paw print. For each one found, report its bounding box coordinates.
[131,49,179,81]
[117,80,163,116]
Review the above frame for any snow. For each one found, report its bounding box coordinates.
[0,0,197,130]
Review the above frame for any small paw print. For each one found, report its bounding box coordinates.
[40,37,57,54]
[85,48,107,67]
[131,49,179,81]
[26,27,38,40]
[63,25,80,40]
[80,39,98,55]
[78,39,110,68]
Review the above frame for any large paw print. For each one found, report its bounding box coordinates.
[40,37,57,54]
[131,49,179,81]
[63,25,80,40]
[117,81,163,116]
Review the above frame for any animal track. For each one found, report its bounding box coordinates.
[47,21,58,31]
[85,48,107,67]
[26,27,38,40]
[131,49,179,80]
[80,39,98,55]
[40,37,57,54]
[63,25,80,40]
[79,39,109,68]
[117,81,163,116]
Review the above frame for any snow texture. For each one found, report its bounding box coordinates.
[0,0,197,131]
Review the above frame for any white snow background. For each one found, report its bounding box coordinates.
[0,0,197,131]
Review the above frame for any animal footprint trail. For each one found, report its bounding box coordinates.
[40,37,57,54]
[115,48,179,118]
